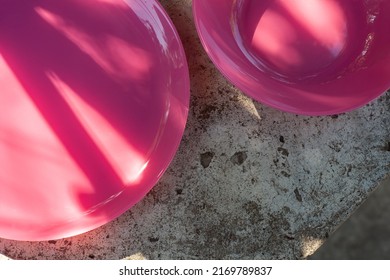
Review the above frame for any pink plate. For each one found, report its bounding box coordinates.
[193,0,390,115]
[0,0,189,241]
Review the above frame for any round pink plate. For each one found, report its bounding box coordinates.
[0,0,189,241]
[193,0,390,115]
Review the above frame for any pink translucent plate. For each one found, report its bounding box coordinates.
[0,0,189,241]
[193,0,390,115]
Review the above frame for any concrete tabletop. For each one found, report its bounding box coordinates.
[1,0,389,260]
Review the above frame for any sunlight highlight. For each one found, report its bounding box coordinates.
[127,0,169,51]
[0,56,92,221]
[95,0,128,7]
[281,0,347,56]
[251,10,302,67]
[35,7,153,82]
[0,55,69,168]
[249,0,347,72]
[301,236,324,258]
[122,252,148,260]
[48,73,148,185]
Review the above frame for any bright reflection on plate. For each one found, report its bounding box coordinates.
[0,0,189,241]
[193,0,390,115]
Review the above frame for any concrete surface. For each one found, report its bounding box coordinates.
[0,0,390,260]
[3,178,390,261]
[311,176,390,259]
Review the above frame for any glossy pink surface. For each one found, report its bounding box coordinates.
[0,0,189,241]
[193,0,390,115]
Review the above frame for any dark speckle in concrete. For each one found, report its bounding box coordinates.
[230,151,248,165]
[48,240,57,245]
[277,147,289,157]
[328,141,343,152]
[199,104,217,120]
[176,189,183,195]
[279,135,285,143]
[149,237,159,243]
[243,201,263,224]
[200,152,214,168]
[294,188,303,202]
[284,234,295,240]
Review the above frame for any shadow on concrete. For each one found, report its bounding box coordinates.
[310,176,390,260]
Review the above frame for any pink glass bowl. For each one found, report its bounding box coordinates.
[0,0,189,241]
[193,0,390,115]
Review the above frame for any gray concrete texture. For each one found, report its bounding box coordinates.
[0,0,390,259]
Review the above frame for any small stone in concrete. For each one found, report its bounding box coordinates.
[294,188,303,202]
[149,237,159,243]
[176,189,183,195]
[277,147,289,157]
[230,151,248,165]
[200,152,214,168]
